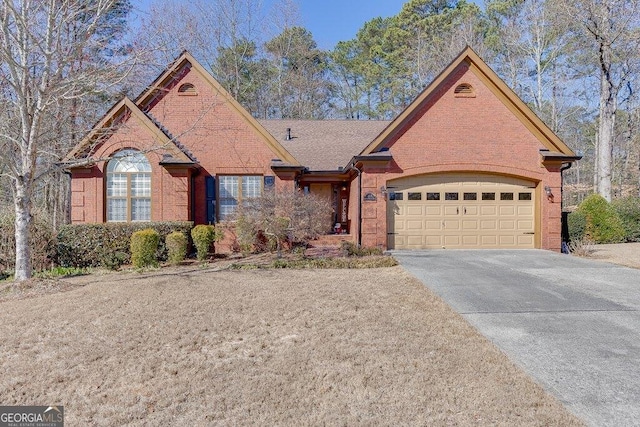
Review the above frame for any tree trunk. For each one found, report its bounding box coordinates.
[596,40,617,202]
[13,179,32,281]
[597,96,615,202]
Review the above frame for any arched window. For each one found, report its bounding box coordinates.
[106,149,152,221]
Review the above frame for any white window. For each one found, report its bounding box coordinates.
[106,150,151,222]
[218,175,262,220]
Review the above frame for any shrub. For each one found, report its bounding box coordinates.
[229,256,398,270]
[234,216,259,255]
[36,266,88,279]
[191,224,222,261]
[611,196,640,242]
[574,194,625,243]
[130,229,160,268]
[567,237,595,257]
[0,208,57,275]
[341,241,384,257]
[57,222,193,269]
[231,190,333,253]
[567,210,587,242]
[166,231,188,265]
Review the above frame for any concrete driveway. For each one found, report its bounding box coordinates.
[392,249,640,427]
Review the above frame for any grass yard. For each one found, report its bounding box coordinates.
[0,266,584,426]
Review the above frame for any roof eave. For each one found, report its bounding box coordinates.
[539,149,582,163]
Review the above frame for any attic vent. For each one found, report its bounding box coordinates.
[178,83,197,95]
[454,83,475,98]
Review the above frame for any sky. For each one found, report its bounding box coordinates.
[132,1,412,50]
[294,0,408,49]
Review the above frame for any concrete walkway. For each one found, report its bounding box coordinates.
[392,250,640,427]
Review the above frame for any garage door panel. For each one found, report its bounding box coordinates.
[407,235,423,246]
[407,220,424,230]
[425,206,442,215]
[500,206,515,215]
[518,235,535,245]
[481,235,498,245]
[499,220,516,230]
[425,220,441,230]
[387,174,536,249]
[480,220,497,230]
[444,235,461,246]
[462,220,479,230]
[425,235,442,246]
[443,220,461,230]
[481,206,497,215]
[407,206,423,215]
[464,206,478,215]
[462,235,479,245]
[518,220,534,230]
[518,206,534,215]
[443,206,459,216]
[499,235,516,245]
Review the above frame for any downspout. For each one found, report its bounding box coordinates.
[348,166,362,247]
[560,161,575,212]
[62,169,72,225]
[560,162,573,253]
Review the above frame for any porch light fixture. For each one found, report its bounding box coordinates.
[544,185,554,201]
[380,185,387,196]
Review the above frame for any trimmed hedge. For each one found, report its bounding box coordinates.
[166,231,188,265]
[131,229,160,268]
[191,224,222,261]
[57,222,193,269]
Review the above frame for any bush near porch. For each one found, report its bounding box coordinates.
[231,190,333,254]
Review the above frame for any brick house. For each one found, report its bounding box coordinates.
[64,47,579,251]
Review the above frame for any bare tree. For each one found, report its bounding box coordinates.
[564,0,640,201]
[0,0,135,280]
[134,0,268,104]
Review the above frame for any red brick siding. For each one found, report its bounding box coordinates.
[70,65,292,227]
[364,64,564,251]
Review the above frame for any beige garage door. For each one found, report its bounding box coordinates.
[387,174,536,249]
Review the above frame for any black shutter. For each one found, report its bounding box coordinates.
[205,176,216,224]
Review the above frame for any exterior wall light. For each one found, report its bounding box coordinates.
[544,185,554,201]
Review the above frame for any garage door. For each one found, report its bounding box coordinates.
[387,174,536,249]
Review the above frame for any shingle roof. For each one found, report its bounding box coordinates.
[258,120,391,171]
[143,110,198,162]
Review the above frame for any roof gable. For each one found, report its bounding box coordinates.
[135,51,299,166]
[63,97,192,164]
[360,46,577,158]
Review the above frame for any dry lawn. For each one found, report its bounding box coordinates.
[584,242,640,269]
[0,266,584,426]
